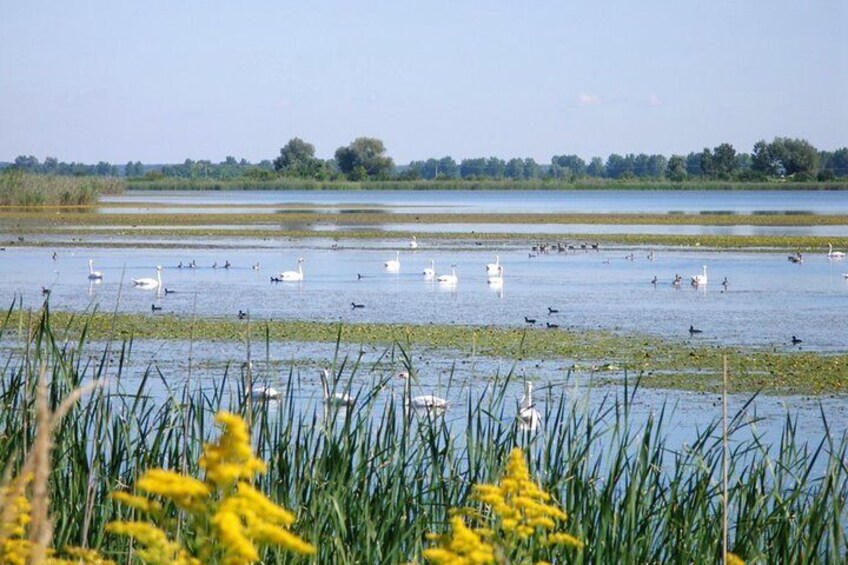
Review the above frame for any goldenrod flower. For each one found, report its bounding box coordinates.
[0,474,34,565]
[109,411,315,563]
[199,412,266,487]
[426,448,582,564]
[471,448,567,538]
[726,552,746,565]
[423,516,495,564]
[109,491,162,514]
[136,469,211,511]
[106,521,198,565]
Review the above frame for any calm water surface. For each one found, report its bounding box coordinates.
[5,188,847,462]
[101,189,848,215]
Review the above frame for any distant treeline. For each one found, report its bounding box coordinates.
[3,136,847,184]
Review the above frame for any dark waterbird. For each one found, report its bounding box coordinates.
[548,307,559,314]
[238,310,248,320]
[151,304,162,312]
[689,325,703,335]
[524,316,536,324]
[546,322,559,329]
[351,302,365,309]
[791,335,803,345]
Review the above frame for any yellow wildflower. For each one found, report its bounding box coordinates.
[136,469,211,511]
[106,521,199,565]
[109,491,162,514]
[0,474,34,565]
[109,411,315,563]
[46,546,117,564]
[546,532,585,549]
[423,516,495,564]
[726,552,746,565]
[471,448,567,537]
[199,412,266,487]
[426,448,582,564]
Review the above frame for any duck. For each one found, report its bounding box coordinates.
[791,335,803,345]
[689,325,703,335]
[409,236,418,249]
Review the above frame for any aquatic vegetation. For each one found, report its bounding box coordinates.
[0,304,845,563]
[29,310,848,394]
[0,170,123,207]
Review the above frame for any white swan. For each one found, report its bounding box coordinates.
[88,259,103,280]
[399,371,448,411]
[487,264,504,286]
[423,259,436,279]
[384,251,400,272]
[485,255,501,275]
[437,265,458,285]
[279,258,304,281]
[409,236,418,249]
[321,369,354,407]
[827,243,845,259]
[517,380,541,431]
[691,265,708,286]
[250,385,281,401]
[132,266,162,289]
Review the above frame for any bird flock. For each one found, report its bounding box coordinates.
[72,239,847,349]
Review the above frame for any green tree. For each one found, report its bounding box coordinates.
[334,137,393,180]
[274,137,325,178]
[771,137,819,179]
[586,157,605,177]
[667,155,687,181]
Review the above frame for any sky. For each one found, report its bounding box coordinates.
[1,1,846,165]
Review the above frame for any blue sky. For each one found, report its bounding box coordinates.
[1,1,845,165]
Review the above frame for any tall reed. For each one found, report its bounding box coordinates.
[0,303,845,562]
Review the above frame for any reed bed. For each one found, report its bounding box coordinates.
[0,171,124,207]
[1,305,846,563]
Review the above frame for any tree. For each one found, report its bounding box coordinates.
[522,158,541,179]
[712,143,738,179]
[686,152,703,177]
[771,137,819,179]
[334,137,393,180]
[647,154,667,179]
[586,157,605,178]
[605,154,633,179]
[667,155,687,182]
[504,158,525,179]
[460,158,487,179]
[274,138,324,178]
[551,155,587,179]
[485,157,506,179]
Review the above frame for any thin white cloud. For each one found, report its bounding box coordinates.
[578,93,601,106]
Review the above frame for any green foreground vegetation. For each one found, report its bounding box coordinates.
[0,309,846,563]
[22,310,848,395]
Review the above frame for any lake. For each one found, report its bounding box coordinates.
[2,188,847,463]
[101,188,848,215]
